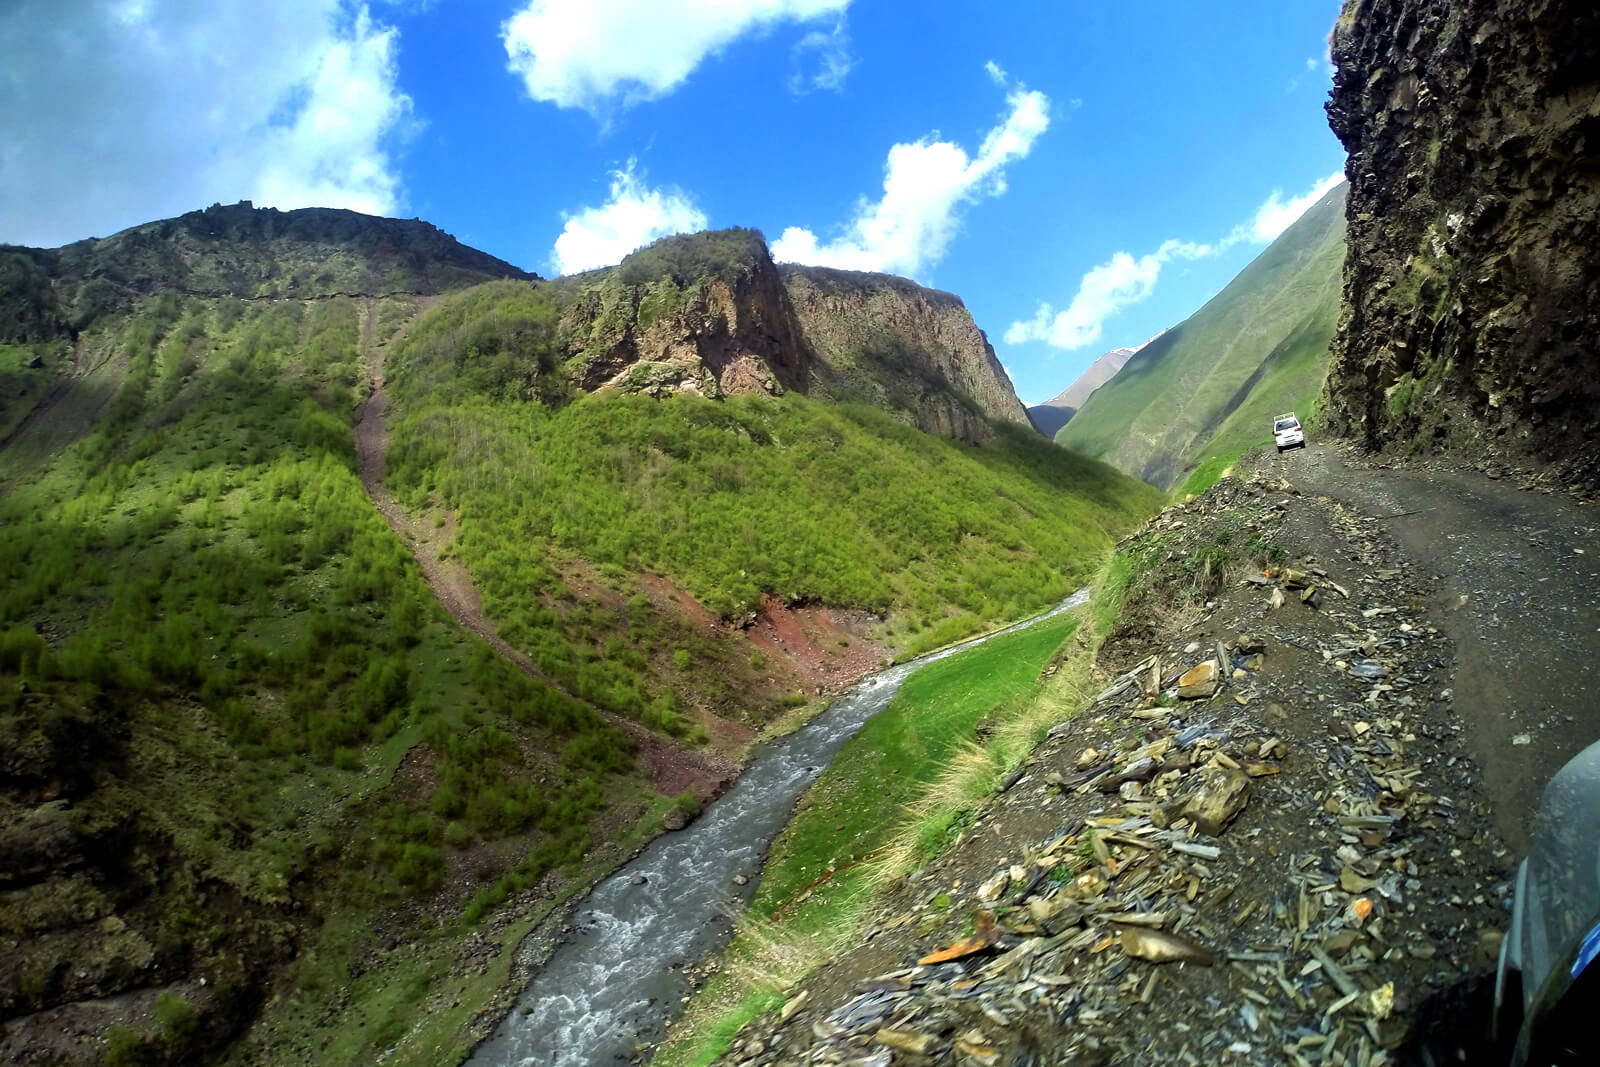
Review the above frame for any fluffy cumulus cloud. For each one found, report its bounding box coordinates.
[503,0,851,113]
[1007,172,1344,351]
[771,81,1050,278]
[551,162,708,275]
[0,0,413,248]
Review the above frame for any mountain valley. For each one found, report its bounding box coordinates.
[4,0,1600,1063]
[0,207,1157,1065]
[1055,183,1348,492]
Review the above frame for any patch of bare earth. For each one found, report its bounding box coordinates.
[745,594,890,699]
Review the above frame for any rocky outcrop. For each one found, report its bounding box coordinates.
[553,231,1033,442]
[782,265,1031,442]
[1325,0,1600,485]
[559,231,807,401]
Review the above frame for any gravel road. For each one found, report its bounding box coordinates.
[1278,443,1600,852]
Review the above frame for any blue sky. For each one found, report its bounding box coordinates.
[3,0,1346,404]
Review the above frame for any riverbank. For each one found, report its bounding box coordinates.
[462,593,1092,1067]
[650,593,1111,1067]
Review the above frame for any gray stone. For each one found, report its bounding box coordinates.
[1176,765,1251,835]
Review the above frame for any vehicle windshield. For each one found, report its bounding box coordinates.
[1275,420,1299,432]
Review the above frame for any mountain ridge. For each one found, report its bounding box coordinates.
[3,210,1036,450]
[1057,183,1348,489]
[1,202,534,343]
[1027,339,1150,438]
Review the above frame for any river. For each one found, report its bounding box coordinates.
[467,588,1089,1067]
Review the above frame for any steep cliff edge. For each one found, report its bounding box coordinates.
[782,265,1032,441]
[552,230,1031,441]
[1325,0,1600,484]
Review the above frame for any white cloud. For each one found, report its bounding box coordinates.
[502,0,851,113]
[1006,172,1345,351]
[1004,239,1212,351]
[551,161,708,275]
[1230,170,1344,244]
[0,1,412,248]
[984,60,1007,85]
[771,81,1050,278]
[1305,56,1319,71]
[788,20,853,94]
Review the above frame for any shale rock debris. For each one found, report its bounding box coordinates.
[715,470,1512,1067]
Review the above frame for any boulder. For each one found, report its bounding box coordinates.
[1176,765,1251,835]
[1176,660,1219,699]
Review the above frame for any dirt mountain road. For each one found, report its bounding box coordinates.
[1276,443,1600,852]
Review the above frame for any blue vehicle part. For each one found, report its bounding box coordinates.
[1495,739,1600,1065]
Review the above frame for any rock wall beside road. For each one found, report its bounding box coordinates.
[1324,0,1600,486]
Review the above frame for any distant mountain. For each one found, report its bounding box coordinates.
[1,200,534,341]
[1059,182,1348,489]
[1027,339,1151,438]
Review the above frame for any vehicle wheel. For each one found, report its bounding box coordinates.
[1276,446,1283,453]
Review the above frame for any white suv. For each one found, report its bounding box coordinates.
[1273,413,1306,453]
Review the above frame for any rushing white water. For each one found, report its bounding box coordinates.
[468,588,1089,1067]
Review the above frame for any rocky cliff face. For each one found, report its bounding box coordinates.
[554,231,1032,442]
[1325,0,1600,484]
[782,265,1031,441]
[559,230,807,401]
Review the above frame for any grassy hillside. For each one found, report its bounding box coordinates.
[1059,183,1347,489]
[0,293,655,1065]
[1,217,1163,1066]
[385,281,1165,672]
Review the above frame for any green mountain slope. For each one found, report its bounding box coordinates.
[385,279,1164,661]
[1058,183,1348,489]
[0,292,649,1066]
[0,209,1162,1065]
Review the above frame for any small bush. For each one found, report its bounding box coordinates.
[673,790,702,819]
[104,1025,152,1067]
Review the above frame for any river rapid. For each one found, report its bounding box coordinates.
[468,588,1089,1067]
